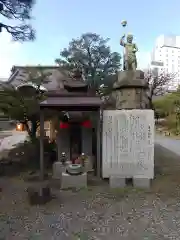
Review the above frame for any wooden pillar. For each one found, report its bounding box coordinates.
[56,129,61,161]
[81,127,92,156]
[56,128,70,161]
[49,120,53,141]
[96,110,101,178]
[49,118,57,141]
[40,109,44,181]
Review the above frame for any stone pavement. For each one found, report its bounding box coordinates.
[155,134,180,156]
[0,130,28,158]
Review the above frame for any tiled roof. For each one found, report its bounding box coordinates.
[8,66,69,90]
[40,96,102,107]
[8,65,89,91]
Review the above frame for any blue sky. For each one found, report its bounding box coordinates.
[1,0,180,78]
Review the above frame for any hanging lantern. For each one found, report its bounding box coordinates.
[81,120,92,128]
[16,123,24,131]
[59,122,69,129]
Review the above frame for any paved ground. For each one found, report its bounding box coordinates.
[0,120,15,131]
[0,130,28,152]
[155,134,180,156]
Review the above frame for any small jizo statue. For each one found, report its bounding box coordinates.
[60,152,67,165]
[120,33,138,71]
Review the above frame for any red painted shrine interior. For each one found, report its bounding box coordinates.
[59,120,92,129]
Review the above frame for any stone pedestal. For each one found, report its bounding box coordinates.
[102,71,154,189]
[113,70,149,109]
[133,177,151,188]
[61,172,87,189]
[84,156,94,172]
[109,176,126,188]
[52,161,66,180]
[109,176,151,189]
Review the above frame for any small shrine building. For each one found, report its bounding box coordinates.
[39,69,102,178]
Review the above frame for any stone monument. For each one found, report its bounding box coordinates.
[103,21,154,188]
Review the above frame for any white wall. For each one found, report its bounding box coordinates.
[151,35,180,89]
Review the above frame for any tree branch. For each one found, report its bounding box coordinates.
[0,22,35,41]
[0,0,35,41]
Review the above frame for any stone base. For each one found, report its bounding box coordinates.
[133,178,151,188]
[112,70,149,109]
[27,184,51,205]
[109,176,126,188]
[52,161,66,180]
[84,156,94,172]
[113,70,146,89]
[109,176,151,189]
[61,172,87,189]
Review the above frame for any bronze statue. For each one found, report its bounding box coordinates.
[120,21,138,71]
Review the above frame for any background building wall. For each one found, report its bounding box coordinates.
[151,35,180,90]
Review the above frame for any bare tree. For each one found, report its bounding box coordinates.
[145,70,175,109]
[0,0,35,41]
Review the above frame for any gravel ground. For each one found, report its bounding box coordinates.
[0,177,180,240]
[0,144,180,239]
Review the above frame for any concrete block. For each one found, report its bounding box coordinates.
[133,178,151,188]
[109,176,126,188]
[52,162,65,179]
[61,172,87,189]
[84,156,94,172]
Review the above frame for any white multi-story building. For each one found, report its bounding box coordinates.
[149,60,164,76]
[151,35,180,89]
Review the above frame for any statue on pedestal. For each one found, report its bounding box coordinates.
[120,20,138,71]
[110,20,148,110]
